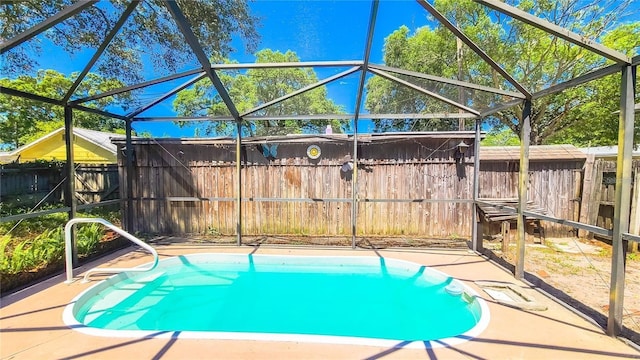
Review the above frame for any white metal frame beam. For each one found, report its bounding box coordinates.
[350,0,380,248]
[369,63,526,99]
[240,66,361,117]
[369,67,481,116]
[475,0,631,65]
[0,0,98,54]
[163,0,241,121]
[125,73,206,119]
[133,113,478,122]
[70,68,204,105]
[607,64,636,336]
[211,60,363,70]
[63,1,140,103]
[416,0,531,98]
[532,63,624,100]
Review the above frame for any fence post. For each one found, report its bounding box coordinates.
[578,154,596,237]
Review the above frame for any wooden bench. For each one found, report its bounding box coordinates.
[476,198,547,251]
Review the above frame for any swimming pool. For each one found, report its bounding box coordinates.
[63,253,489,348]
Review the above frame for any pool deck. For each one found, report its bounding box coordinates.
[1,245,639,360]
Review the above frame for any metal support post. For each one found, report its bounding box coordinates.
[472,118,482,252]
[352,121,358,248]
[516,100,532,279]
[125,120,134,231]
[64,106,77,264]
[351,0,378,248]
[236,121,243,246]
[607,65,636,336]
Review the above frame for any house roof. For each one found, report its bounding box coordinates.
[73,127,120,153]
[0,127,122,164]
[480,144,586,161]
[0,151,18,163]
[580,145,640,159]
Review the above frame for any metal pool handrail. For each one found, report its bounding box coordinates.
[64,218,159,283]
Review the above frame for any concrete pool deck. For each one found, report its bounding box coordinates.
[1,245,639,359]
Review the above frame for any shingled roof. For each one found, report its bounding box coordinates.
[479,144,586,161]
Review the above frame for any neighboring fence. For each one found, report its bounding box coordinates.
[1,164,64,207]
[0,162,119,212]
[478,161,584,237]
[579,156,640,249]
[74,165,120,204]
[117,136,588,238]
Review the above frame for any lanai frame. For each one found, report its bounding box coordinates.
[0,0,637,337]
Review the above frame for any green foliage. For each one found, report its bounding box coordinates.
[544,75,640,146]
[0,70,129,149]
[1,1,259,83]
[0,236,11,273]
[0,212,68,238]
[1,228,64,274]
[0,159,65,170]
[365,0,640,145]
[0,210,117,275]
[482,127,521,146]
[365,25,465,132]
[173,49,347,136]
[76,224,103,256]
[0,208,120,239]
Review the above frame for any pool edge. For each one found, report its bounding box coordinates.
[62,253,491,349]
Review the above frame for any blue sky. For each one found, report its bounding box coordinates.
[6,0,640,138]
[133,0,435,137]
[20,1,434,137]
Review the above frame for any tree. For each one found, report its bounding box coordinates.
[365,0,639,144]
[1,1,259,83]
[481,127,520,146]
[173,49,346,136]
[365,25,466,132]
[0,70,128,149]
[544,24,640,146]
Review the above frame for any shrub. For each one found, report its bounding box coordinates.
[76,223,104,256]
[1,228,64,274]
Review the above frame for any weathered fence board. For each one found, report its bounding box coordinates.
[581,159,640,241]
[479,161,583,237]
[1,163,118,210]
[118,138,592,239]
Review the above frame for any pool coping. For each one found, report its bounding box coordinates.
[61,253,491,349]
[2,245,639,359]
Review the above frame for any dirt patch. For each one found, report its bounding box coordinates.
[484,237,640,345]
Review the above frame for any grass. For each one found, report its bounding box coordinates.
[550,258,584,275]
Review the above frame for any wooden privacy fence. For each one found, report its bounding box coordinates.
[74,165,120,204]
[1,165,63,206]
[0,163,119,209]
[119,135,476,237]
[478,160,584,237]
[117,136,588,238]
[579,156,640,247]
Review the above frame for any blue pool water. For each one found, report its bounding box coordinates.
[65,254,489,347]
